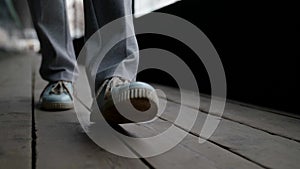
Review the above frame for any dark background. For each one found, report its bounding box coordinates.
[135,0,299,113]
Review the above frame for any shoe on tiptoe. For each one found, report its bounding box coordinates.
[91,77,159,124]
[39,81,74,110]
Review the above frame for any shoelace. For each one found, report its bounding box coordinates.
[40,81,73,101]
[50,81,65,95]
[96,77,130,99]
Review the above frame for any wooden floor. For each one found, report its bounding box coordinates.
[0,52,300,169]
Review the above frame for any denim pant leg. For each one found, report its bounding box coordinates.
[27,0,78,82]
[83,0,139,90]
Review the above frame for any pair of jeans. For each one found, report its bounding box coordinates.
[27,0,139,88]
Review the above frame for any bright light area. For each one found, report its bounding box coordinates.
[134,0,180,17]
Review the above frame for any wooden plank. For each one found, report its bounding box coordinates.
[33,57,148,169]
[158,97,300,169]
[121,119,263,169]
[72,79,261,169]
[152,84,300,142]
[0,52,32,169]
[225,99,300,120]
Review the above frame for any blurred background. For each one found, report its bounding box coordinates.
[0,0,298,113]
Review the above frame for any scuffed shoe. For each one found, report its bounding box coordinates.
[40,81,74,110]
[91,77,159,124]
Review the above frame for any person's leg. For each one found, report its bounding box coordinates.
[83,0,139,89]
[27,0,78,82]
[27,0,77,110]
[84,0,159,123]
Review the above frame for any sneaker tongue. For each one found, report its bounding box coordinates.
[50,81,64,95]
[107,77,129,89]
[97,77,130,100]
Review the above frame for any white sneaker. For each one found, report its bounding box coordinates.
[91,77,159,124]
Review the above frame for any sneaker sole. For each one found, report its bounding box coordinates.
[41,102,74,110]
[92,87,159,124]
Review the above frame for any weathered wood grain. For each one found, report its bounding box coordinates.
[121,119,263,169]
[159,98,300,169]
[152,84,300,142]
[0,52,32,169]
